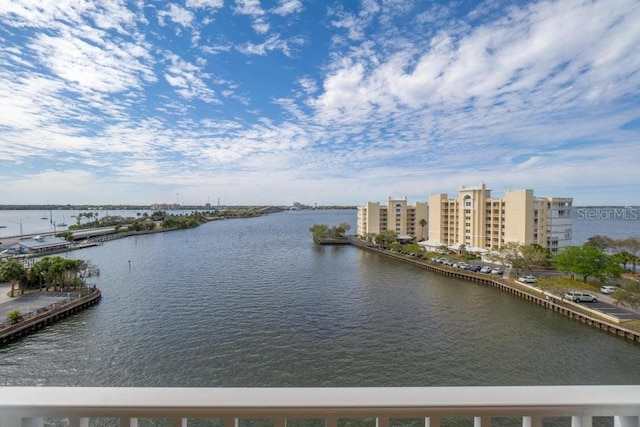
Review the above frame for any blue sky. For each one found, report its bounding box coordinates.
[0,0,639,206]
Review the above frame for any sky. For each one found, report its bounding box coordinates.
[0,0,639,207]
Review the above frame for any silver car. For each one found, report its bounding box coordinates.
[564,291,598,303]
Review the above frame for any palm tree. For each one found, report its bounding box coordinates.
[419,218,427,240]
[0,259,27,297]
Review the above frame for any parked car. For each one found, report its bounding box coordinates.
[518,275,536,284]
[468,265,482,272]
[490,268,503,275]
[480,266,493,274]
[564,291,598,303]
[600,285,617,294]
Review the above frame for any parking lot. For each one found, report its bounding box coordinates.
[574,298,640,321]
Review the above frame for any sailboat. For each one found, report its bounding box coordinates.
[58,214,68,227]
[41,203,49,220]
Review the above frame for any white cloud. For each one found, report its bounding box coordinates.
[163,53,218,102]
[158,4,195,28]
[238,34,293,56]
[186,0,224,9]
[272,0,302,16]
[29,32,154,94]
[234,0,270,34]
[1,0,639,206]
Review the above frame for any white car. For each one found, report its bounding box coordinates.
[600,285,617,294]
[564,291,598,303]
[518,275,536,284]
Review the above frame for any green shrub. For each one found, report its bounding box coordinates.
[7,310,23,324]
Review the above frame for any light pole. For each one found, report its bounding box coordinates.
[10,217,29,239]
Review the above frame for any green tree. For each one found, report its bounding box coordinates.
[520,243,551,270]
[0,259,27,297]
[402,243,422,255]
[619,237,640,272]
[612,251,634,271]
[309,224,329,240]
[585,235,614,250]
[419,218,427,240]
[486,242,525,275]
[612,282,640,310]
[28,256,88,291]
[374,230,398,246]
[553,244,622,283]
[330,223,351,238]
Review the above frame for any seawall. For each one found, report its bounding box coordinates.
[349,239,640,343]
[0,289,101,344]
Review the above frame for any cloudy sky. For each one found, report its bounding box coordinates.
[0,0,638,206]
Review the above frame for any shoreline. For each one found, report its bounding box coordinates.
[348,238,640,343]
[0,288,101,345]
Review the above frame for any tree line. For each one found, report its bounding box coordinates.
[358,231,640,310]
[310,223,351,240]
[0,256,96,298]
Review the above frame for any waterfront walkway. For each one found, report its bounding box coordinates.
[0,285,101,344]
[0,285,75,323]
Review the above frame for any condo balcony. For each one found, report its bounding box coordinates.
[1,387,639,427]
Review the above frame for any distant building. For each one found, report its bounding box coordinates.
[428,182,572,253]
[357,197,428,241]
[7,236,70,255]
[358,183,572,253]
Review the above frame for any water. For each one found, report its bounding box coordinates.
[0,209,154,238]
[0,209,639,387]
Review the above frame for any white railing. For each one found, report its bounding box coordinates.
[1,387,639,427]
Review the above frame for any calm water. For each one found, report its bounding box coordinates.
[0,209,639,387]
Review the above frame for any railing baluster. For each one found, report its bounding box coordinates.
[474,416,490,427]
[572,416,592,427]
[69,417,88,427]
[425,416,440,427]
[325,416,338,427]
[522,416,542,427]
[376,417,389,427]
[171,418,187,427]
[274,417,286,427]
[221,417,237,427]
[615,416,640,427]
[121,418,138,427]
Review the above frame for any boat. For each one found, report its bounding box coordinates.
[58,215,68,227]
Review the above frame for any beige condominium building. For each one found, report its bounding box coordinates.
[428,182,572,253]
[357,197,428,241]
[358,183,572,253]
